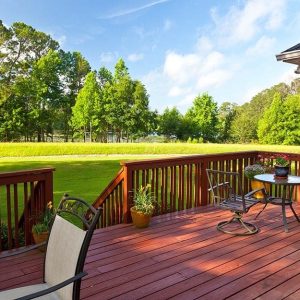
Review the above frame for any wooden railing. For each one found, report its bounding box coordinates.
[92,150,300,227]
[0,168,54,251]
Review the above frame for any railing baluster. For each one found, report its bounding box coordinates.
[13,184,19,248]
[6,185,12,250]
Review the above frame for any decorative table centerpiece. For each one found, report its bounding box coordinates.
[274,156,289,178]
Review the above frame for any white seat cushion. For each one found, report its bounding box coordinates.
[0,283,59,300]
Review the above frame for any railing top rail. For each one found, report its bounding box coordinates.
[0,168,55,179]
[257,150,300,160]
[120,151,260,168]
[92,167,124,208]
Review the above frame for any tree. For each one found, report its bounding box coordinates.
[230,83,290,143]
[71,71,100,141]
[29,49,63,141]
[58,51,90,141]
[217,102,237,142]
[158,107,183,140]
[258,93,300,145]
[282,94,300,145]
[257,93,285,144]
[185,93,218,142]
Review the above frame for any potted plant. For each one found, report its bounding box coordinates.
[32,201,54,250]
[131,184,155,228]
[244,164,269,199]
[274,156,289,178]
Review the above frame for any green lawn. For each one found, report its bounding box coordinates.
[1,142,300,208]
[1,142,300,156]
[0,156,158,206]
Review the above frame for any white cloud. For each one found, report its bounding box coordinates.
[197,69,232,90]
[128,53,144,62]
[100,52,116,63]
[163,19,173,31]
[211,0,286,44]
[246,36,276,56]
[196,36,213,53]
[163,52,201,84]
[168,86,188,97]
[278,67,299,84]
[100,0,169,19]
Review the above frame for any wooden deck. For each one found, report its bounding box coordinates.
[2,203,300,299]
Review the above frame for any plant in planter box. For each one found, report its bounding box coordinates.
[131,184,156,228]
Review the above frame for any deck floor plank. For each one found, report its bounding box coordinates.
[1,203,300,300]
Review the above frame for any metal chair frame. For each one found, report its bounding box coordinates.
[206,169,266,236]
[0,194,102,300]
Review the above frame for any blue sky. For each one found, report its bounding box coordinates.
[1,0,299,112]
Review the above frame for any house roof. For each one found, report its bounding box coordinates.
[276,43,300,74]
[282,43,300,53]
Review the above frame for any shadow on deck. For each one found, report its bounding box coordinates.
[1,203,300,300]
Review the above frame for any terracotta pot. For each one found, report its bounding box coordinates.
[32,231,48,252]
[130,207,153,228]
[251,180,270,199]
[274,165,289,178]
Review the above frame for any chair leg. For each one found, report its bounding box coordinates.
[217,212,258,236]
[255,202,268,220]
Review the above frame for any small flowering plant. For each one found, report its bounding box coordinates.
[244,164,265,180]
[32,201,55,234]
[274,156,289,167]
[132,184,156,215]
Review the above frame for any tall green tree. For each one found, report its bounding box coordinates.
[258,93,300,145]
[71,71,100,141]
[230,83,290,143]
[58,51,90,141]
[158,107,183,140]
[217,102,237,142]
[185,93,218,142]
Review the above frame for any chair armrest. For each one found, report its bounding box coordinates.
[0,242,46,259]
[245,188,267,198]
[16,271,87,300]
[208,182,230,191]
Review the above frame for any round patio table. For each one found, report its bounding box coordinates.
[254,174,300,232]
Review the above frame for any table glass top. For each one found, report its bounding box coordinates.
[254,174,300,185]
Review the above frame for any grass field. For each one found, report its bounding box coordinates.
[1,142,300,157]
[1,143,300,207]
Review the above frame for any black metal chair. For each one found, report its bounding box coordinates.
[0,195,102,300]
[206,169,266,236]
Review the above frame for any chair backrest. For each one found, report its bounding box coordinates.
[44,195,102,300]
[206,169,246,211]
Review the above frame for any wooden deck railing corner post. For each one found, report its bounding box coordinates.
[44,169,54,205]
[123,164,133,223]
[200,160,209,206]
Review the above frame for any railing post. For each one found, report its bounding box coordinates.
[200,161,208,206]
[123,165,133,223]
[44,170,54,205]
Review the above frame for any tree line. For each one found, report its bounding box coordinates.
[1,21,300,144]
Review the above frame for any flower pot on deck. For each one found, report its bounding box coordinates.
[251,180,270,199]
[130,207,152,228]
[32,231,48,252]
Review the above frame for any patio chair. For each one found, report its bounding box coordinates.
[206,169,266,236]
[0,195,102,300]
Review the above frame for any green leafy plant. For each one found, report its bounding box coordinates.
[275,156,289,167]
[132,184,156,215]
[32,201,55,234]
[1,223,25,250]
[244,164,265,180]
